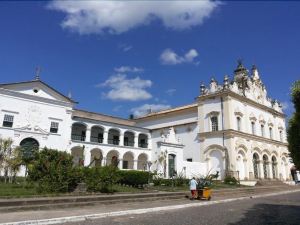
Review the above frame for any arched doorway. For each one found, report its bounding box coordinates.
[271,156,277,179]
[106,150,119,167]
[263,155,269,179]
[19,137,39,161]
[123,152,134,169]
[71,146,84,166]
[208,150,224,180]
[168,154,176,178]
[90,149,103,167]
[253,153,259,179]
[71,123,87,141]
[137,153,148,170]
[236,151,246,180]
[281,157,287,180]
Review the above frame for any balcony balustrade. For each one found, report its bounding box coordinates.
[90,136,104,143]
[108,138,120,145]
[71,134,86,142]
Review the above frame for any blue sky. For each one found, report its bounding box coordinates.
[0,1,299,118]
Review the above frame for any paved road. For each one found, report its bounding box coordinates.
[63,191,300,225]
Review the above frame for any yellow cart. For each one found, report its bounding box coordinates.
[197,187,212,200]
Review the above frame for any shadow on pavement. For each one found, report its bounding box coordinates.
[228,203,300,225]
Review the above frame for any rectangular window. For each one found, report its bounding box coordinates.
[123,161,128,169]
[251,121,256,135]
[187,158,193,162]
[279,130,283,142]
[2,114,14,128]
[269,127,273,139]
[261,124,265,137]
[211,116,218,131]
[50,122,59,133]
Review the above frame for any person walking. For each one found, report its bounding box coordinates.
[189,177,198,200]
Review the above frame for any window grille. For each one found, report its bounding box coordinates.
[50,122,59,133]
[211,116,218,131]
[3,114,14,127]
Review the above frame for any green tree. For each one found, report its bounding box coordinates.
[0,138,22,183]
[27,148,80,193]
[287,80,300,168]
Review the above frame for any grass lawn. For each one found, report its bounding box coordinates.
[0,182,144,198]
[0,182,39,197]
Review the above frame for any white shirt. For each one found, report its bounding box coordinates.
[189,179,198,190]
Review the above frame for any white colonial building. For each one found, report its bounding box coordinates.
[0,62,292,181]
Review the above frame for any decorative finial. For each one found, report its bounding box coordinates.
[35,66,41,80]
[68,91,72,99]
[223,75,230,89]
[200,82,206,95]
[237,58,243,66]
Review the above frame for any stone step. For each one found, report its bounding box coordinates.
[255,180,289,186]
[1,186,298,212]
[0,195,185,213]
[0,192,185,207]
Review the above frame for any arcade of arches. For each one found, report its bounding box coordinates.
[205,145,291,181]
[70,146,149,171]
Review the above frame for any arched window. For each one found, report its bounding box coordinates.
[261,124,265,137]
[279,130,283,142]
[251,121,256,135]
[236,117,241,131]
[269,127,273,139]
[211,116,218,131]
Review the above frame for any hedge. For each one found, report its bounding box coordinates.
[117,170,150,187]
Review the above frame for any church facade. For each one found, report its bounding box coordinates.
[0,62,292,181]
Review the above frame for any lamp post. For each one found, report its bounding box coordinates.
[147,161,152,185]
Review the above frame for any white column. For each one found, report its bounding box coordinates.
[84,147,91,167]
[103,130,108,144]
[133,157,138,170]
[119,131,124,146]
[134,133,139,148]
[267,162,272,179]
[85,128,91,142]
[118,159,123,169]
[259,161,264,179]
[147,134,152,149]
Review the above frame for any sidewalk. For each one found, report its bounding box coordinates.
[1,185,300,224]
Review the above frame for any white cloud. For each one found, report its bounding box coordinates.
[281,101,290,111]
[166,88,176,96]
[98,74,152,101]
[118,43,133,52]
[114,66,144,73]
[48,0,220,35]
[112,105,123,112]
[131,104,171,117]
[160,48,199,65]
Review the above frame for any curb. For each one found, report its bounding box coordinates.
[1,189,300,225]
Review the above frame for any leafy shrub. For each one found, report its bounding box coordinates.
[84,166,120,193]
[153,178,189,187]
[224,175,238,185]
[27,148,80,193]
[117,170,150,187]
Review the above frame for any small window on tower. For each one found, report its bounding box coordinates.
[211,116,218,131]
[50,122,59,133]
